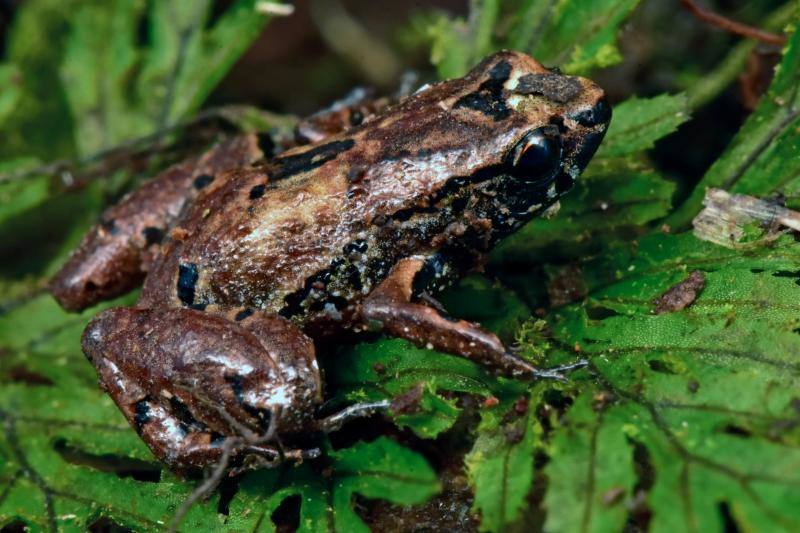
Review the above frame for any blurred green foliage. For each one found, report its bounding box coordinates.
[2,0,800,531]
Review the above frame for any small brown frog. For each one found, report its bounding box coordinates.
[51,51,610,472]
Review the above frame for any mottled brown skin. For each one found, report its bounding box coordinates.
[52,51,611,471]
[294,86,393,144]
[50,135,265,311]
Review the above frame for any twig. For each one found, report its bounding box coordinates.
[684,1,796,110]
[255,2,295,16]
[0,108,228,186]
[692,188,800,248]
[167,438,238,533]
[680,0,787,46]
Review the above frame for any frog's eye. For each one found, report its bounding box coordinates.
[509,128,562,183]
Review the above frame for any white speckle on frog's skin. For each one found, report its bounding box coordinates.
[152,404,187,440]
[414,83,431,94]
[504,69,524,91]
[268,384,293,407]
[506,94,523,110]
[323,302,342,321]
[282,363,298,381]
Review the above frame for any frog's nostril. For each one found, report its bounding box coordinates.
[592,97,612,126]
[571,96,612,127]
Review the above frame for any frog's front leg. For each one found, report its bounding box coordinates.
[81,306,321,471]
[50,135,263,311]
[362,256,584,379]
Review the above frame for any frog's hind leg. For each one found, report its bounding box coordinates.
[361,256,586,379]
[81,306,320,471]
[50,135,263,311]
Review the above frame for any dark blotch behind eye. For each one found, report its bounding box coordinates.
[257,133,276,158]
[142,226,164,246]
[510,128,562,183]
[250,184,266,200]
[177,263,199,306]
[193,174,214,189]
[350,109,364,126]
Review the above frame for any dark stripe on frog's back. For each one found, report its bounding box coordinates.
[271,139,355,181]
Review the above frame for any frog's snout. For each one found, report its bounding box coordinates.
[579,96,612,128]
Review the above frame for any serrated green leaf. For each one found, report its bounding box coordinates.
[596,94,690,158]
[330,437,440,531]
[526,0,642,74]
[542,232,800,532]
[543,395,637,533]
[466,391,540,531]
[423,0,642,78]
[669,24,800,228]
[330,338,496,438]
[59,0,273,156]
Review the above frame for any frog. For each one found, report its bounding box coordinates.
[50,50,610,472]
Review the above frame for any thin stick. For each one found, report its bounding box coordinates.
[680,0,787,46]
[316,400,391,433]
[168,438,239,533]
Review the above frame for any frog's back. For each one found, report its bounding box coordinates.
[140,50,605,328]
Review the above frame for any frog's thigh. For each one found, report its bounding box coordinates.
[362,256,538,377]
[214,306,323,430]
[50,134,262,312]
[81,306,285,470]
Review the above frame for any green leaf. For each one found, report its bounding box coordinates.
[136,0,273,132]
[59,0,273,156]
[421,0,642,77]
[596,94,691,158]
[669,24,800,228]
[492,164,675,263]
[330,338,497,438]
[0,65,22,127]
[2,0,80,161]
[529,0,642,74]
[466,390,540,531]
[543,395,637,533]
[541,232,800,532]
[330,438,440,531]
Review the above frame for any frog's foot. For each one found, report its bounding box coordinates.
[228,446,322,477]
[362,257,563,379]
[50,135,263,312]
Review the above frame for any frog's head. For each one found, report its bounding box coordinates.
[457,51,611,228]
